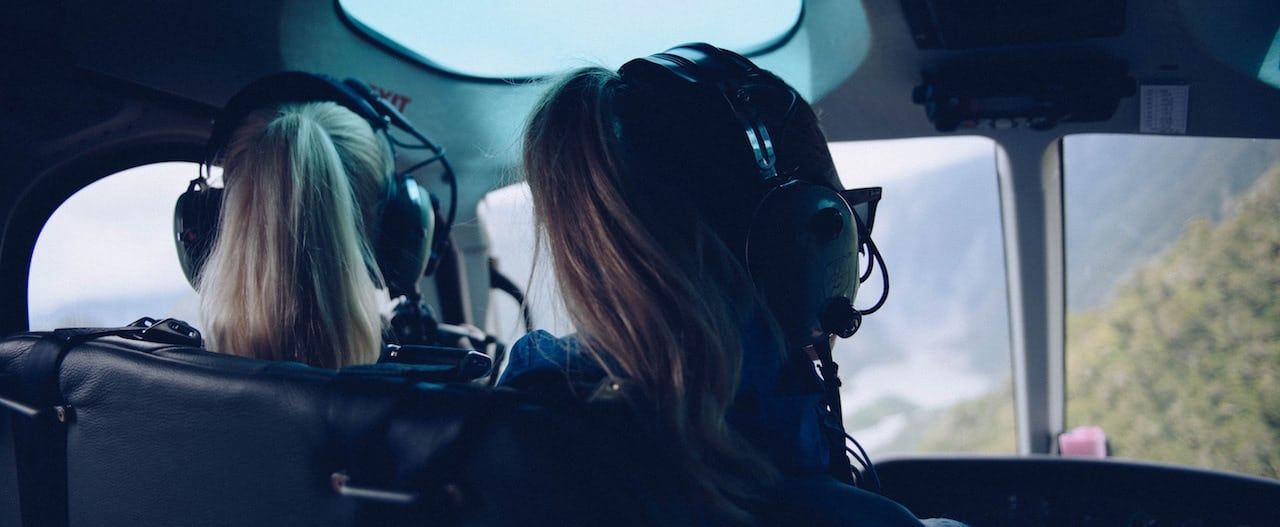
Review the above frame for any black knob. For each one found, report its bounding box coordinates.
[820,297,861,338]
[811,207,845,242]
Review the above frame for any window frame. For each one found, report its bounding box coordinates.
[2,144,204,335]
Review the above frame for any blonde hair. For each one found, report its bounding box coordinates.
[199,102,390,368]
[523,68,779,521]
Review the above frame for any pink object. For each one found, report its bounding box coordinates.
[1058,425,1109,458]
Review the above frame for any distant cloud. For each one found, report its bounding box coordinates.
[29,163,198,315]
[831,136,993,187]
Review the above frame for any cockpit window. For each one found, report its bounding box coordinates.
[1064,134,1280,479]
[337,0,803,79]
[829,137,1015,457]
[28,163,200,330]
[481,136,1017,456]
[480,183,574,340]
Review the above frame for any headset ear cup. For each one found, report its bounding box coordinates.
[423,193,446,275]
[375,176,435,299]
[746,181,859,350]
[174,180,223,289]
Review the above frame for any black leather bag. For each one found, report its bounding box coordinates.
[0,320,695,527]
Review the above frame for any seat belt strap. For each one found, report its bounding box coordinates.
[12,331,81,527]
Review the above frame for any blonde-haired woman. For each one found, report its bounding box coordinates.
[500,45,934,525]
[198,101,390,369]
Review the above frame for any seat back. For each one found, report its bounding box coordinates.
[0,330,696,526]
[0,407,20,527]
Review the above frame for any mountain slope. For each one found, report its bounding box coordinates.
[914,165,1280,477]
[1066,164,1280,477]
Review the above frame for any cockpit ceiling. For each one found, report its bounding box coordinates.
[8,1,1280,198]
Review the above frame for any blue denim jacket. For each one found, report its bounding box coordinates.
[496,327,961,526]
[497,320,831,477]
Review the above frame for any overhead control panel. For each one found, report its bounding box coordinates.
[912,57,1136,132]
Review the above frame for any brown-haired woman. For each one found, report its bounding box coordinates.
[500,44,945,526]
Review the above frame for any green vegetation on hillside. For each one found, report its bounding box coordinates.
[1067,165,1280,478]
[915,385,1016,453]
[916,166,1280,478]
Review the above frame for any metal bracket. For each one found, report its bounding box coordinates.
[330,472,419,505]
[0,395,69,424]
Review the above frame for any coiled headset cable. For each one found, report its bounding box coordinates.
[816,229,888,492]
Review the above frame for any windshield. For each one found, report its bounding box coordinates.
[1064,134,1280,479]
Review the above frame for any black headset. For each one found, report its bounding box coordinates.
[619,43,887,351]
[174,71,455,301]
[621,44,888,489]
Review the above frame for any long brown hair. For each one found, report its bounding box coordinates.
[522,63,837,520]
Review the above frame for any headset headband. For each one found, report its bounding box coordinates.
[621,43,786,182]
[206,72,389,167]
